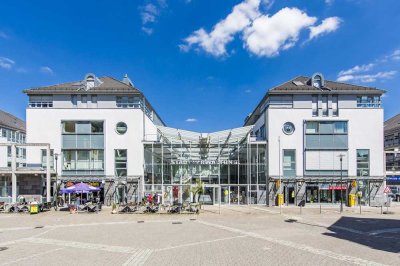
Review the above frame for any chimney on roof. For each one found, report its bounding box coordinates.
[122,74,134,87]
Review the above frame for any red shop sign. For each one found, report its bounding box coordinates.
[329,185,347,190]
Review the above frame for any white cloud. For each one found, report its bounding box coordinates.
[40,66,54,74]
[338,63,375,76]
[325,0,335,5]
[243,7,317,57]
[139,1,168,35]
[309,17,341,40]
[185,118,198,122]
[0,57,15,69]
[337,49,400,83]
[388,49,400,61]
[141,3,158,24]
[337,71,397,83]
[180,0,261,56]
[142,27,154,35]
[181,0,341,57]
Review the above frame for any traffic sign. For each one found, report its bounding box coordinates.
[383,186,392,194]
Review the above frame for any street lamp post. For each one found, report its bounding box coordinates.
[54,153,59,210]
[338,154,345,213]
[278,136,282,213]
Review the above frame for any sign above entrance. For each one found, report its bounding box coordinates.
[329,185,347,190]
[171,159,238,165]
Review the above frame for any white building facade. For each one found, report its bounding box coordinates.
[17,72,386,206]
[24,74,164,204]
[246,74,385,206]
[0,110,29,202]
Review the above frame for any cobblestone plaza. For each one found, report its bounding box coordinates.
[1,205,399,266]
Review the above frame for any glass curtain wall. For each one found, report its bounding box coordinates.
[144,139,266,205]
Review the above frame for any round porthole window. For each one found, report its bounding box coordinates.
[282,122,295,135]
[116,122,127,135]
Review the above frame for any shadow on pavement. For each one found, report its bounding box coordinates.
[324,216,400,253]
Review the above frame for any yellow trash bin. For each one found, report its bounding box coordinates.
[276,193,284,206]
[348,194,356,207]
[30,202,39,214]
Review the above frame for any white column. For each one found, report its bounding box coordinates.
[46,145,51,203]
[11,144,17,203]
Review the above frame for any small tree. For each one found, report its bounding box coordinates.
[191,179,204,204]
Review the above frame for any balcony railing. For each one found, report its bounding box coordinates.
[62,134,104,149]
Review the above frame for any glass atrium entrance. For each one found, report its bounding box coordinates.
[144,126,267,205]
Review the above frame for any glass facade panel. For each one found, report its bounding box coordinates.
[305,121,348,150]
[144,137,267,204]
[283,150,296,177]
[41,149,54,169]
[357,149,370,177]
[115,149,127,177]
[61,120,104,176]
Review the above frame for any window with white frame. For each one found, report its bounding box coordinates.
[115,149,127,177]
[29,95,53,108]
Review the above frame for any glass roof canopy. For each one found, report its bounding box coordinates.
[154,126,255,162]
[157,126,254,144]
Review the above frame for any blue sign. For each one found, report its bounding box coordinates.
[387,176,400,181]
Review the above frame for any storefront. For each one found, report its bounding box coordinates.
[143,126,267,205]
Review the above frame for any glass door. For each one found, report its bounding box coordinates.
[221,186,229,204]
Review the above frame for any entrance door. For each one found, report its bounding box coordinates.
[283,185,295,205]
[287,187,295,204]
[221,186,229,204]
[201,186,220,205]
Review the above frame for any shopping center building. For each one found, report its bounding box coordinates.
[245,74,385,206]
[2,72,386,206]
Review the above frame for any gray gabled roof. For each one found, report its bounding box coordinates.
[244,75,386,126]
[269,76,385,94]
[23,76,141,95]
[385,113,400,134]
[0,110,26,133]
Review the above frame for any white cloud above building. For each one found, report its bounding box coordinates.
[40,66,54,75]
[180,0,342,57]
[0,57,15,69]
[337,49,400,83]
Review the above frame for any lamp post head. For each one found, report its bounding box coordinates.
[337,154,345,162]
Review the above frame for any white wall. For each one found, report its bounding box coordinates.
[26,107,158,177]
[266,105,384,178]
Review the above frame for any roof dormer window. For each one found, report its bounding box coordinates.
[312,73,324,89]
[86,75,95,90]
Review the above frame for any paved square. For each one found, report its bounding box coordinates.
[0,205,399,265]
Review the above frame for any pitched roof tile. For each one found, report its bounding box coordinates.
[0,110,26,133]
[23,76,141,95]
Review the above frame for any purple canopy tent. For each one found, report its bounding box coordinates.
[61,182,100,193]
[61,183,100,205]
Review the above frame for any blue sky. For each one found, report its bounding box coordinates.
[0,0,399,132]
